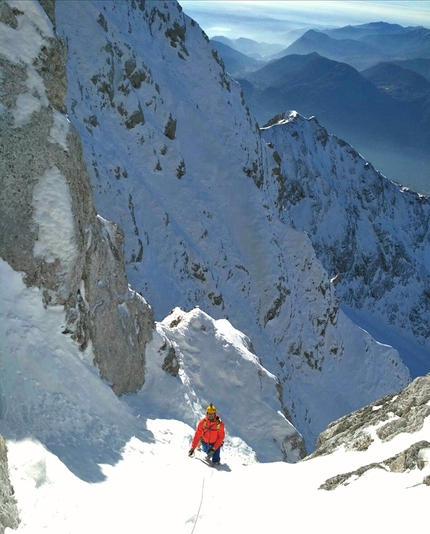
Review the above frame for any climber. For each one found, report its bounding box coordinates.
[188,404,225,465]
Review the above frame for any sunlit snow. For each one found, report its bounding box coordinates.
[1,1,429,532]
[1,258,429,533]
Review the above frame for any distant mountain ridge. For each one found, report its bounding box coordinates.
[211,35,285,59]
[388,57,430,82]
[214,22,430,71]
[327,21,409,39]
[362,62,430,103]
[239,52,430,148]
[210,40,262,78]
[213,22,430,73]
[237,49,430,192]
[275,22,430,70]
[272,29,380,69]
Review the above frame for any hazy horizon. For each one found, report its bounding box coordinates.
[180,1,430,45]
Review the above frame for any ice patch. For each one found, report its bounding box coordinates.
[13,67,48,128]
[48,110,70,151]
[32,166,77,269]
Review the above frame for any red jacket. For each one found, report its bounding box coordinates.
[191,415,225,451]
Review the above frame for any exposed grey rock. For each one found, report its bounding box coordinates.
[0,0,153,395]
[38,0,56,30]
[124,103,145,129]
[0,434,20,533]
[77,216,154,395]
[308,373,430,459]
[320,440,430,491]
[164,114,177,139]
[34,33,67,114]
[161,342,180,377]
[308,373,430,490]
[0,1,20,29]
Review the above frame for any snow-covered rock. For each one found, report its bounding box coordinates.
[0,434,20,533]
[54,0,412,448]
[262,111,430,371]
[138,307,307,462]
[308,372,430,491]
[0,0,153,395]
[311,372,430,458]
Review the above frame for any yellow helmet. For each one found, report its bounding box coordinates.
[206,403,216,414]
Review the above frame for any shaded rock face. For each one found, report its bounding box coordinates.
[0,435,20,533]
[308,373,430,489]
[0,1,153,395]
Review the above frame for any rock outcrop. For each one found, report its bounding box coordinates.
[320,440,430,490]
[310,373,430,458]
[0,434,19,533]
[0,0,153,395]
[307,373,430,489]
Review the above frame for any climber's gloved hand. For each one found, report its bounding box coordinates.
[188,448,195,457]
[207,448,215,457]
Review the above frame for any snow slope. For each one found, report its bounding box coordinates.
[55,0,411,447]
[131,306,305,462]
[1,256,429,533]
[0,249,302,463]
[7,416,430,534]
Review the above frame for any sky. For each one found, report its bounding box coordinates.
[180,1,430,44]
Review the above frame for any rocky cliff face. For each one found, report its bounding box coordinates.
[0,435,19,533]
[262,112,430,363]
[0,0,153,395]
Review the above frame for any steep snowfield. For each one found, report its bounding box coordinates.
[1,257,429,533]
[132,306,305,462]
[55,0,410,446]
[57,0,270,317]
[0,255,302,464]
[6,416,430,534]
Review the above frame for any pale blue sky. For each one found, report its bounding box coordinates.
[181,1,430,44]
